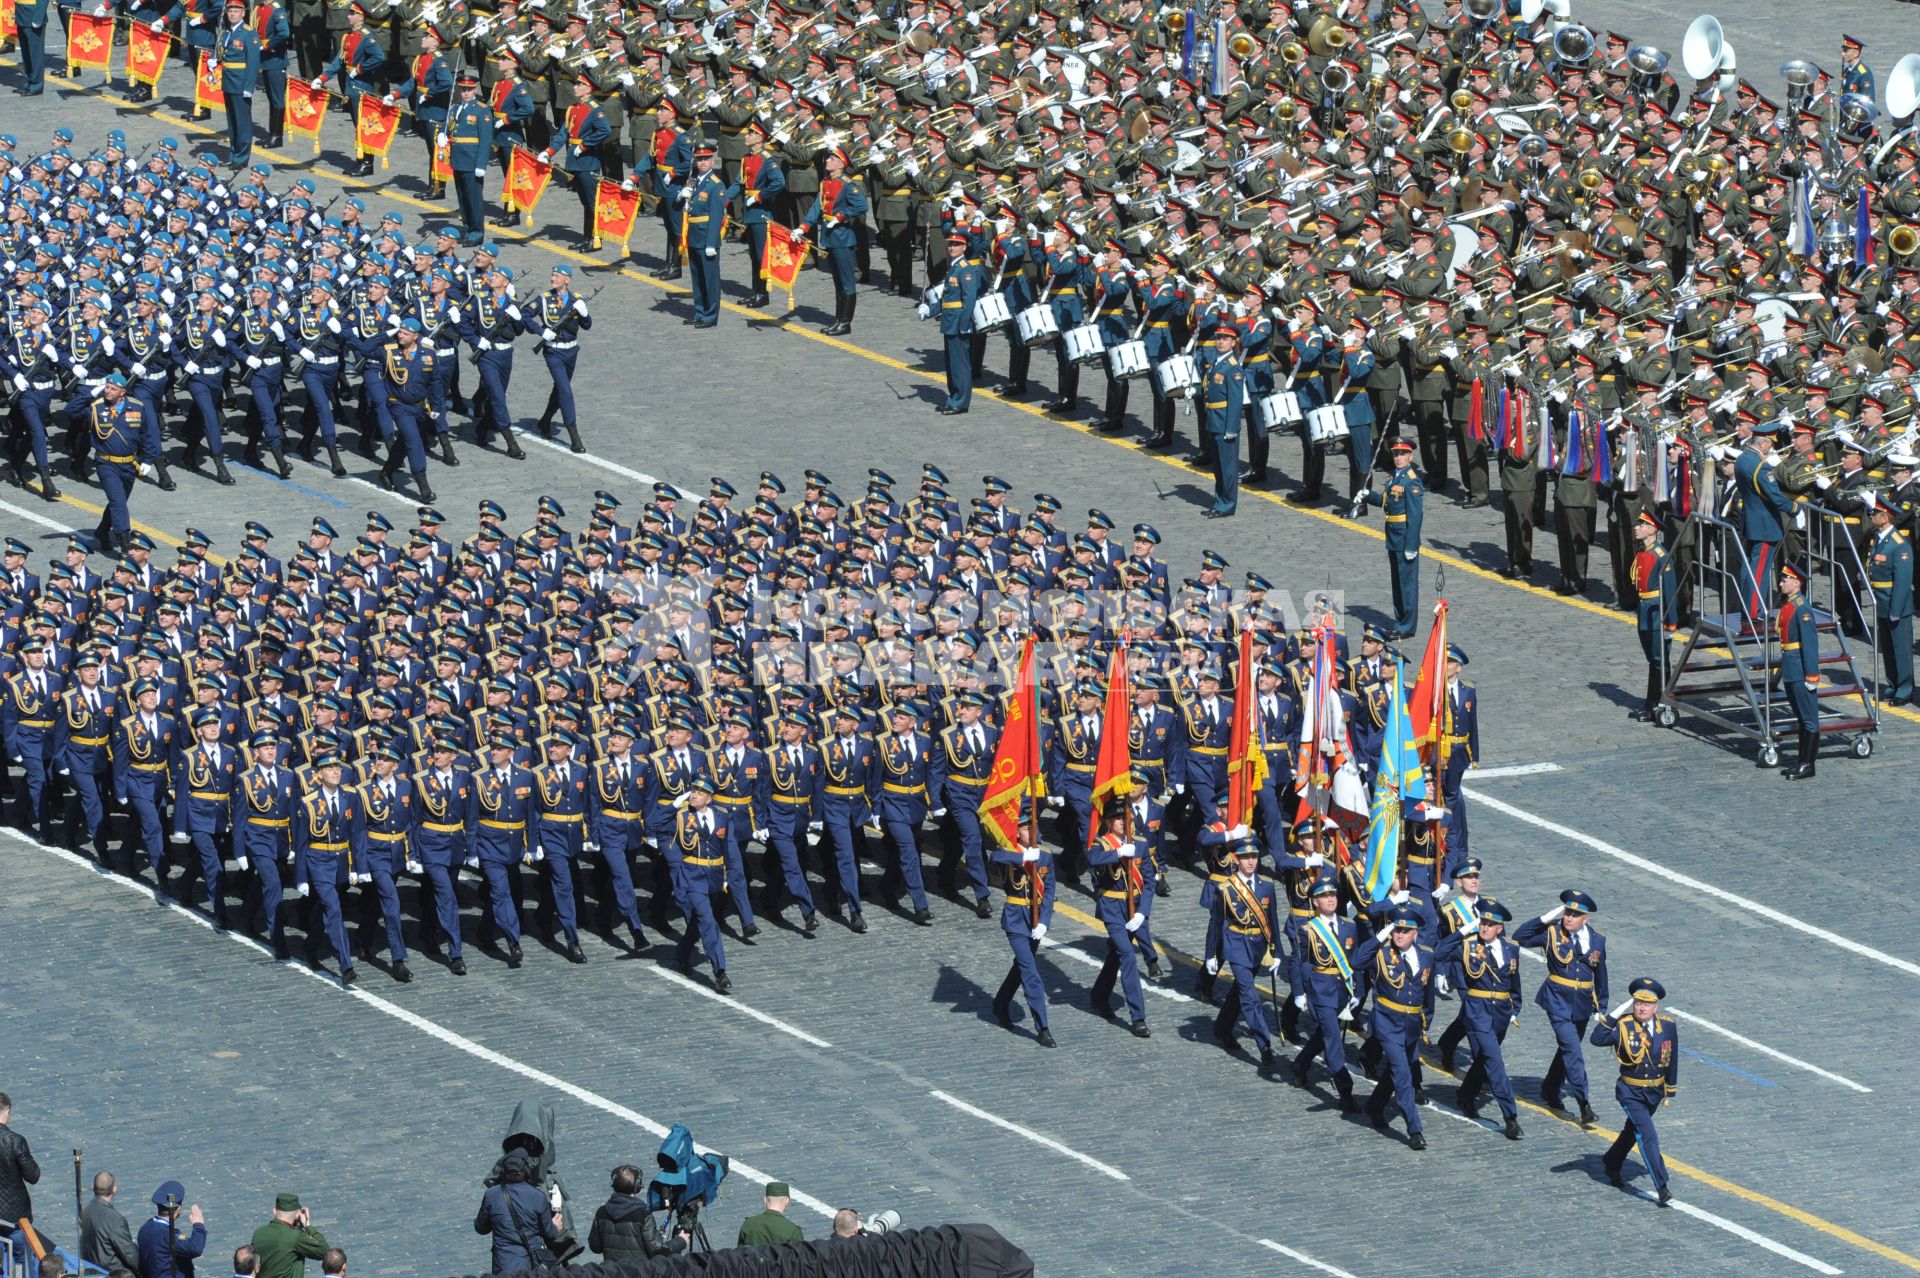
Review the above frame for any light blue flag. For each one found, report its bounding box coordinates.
[1363,657,1427,903]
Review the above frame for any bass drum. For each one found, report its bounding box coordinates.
[1154,353,1199,397]
[1015,303,1061,348]
[1106,338,1150,380]
[1062,323,1105,365]
[972,292,1013,332]
[1307,404,1351,445]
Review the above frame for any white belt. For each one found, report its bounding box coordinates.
[545,340,577,350]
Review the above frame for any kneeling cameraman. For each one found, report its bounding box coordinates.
[587,1167,687,1265]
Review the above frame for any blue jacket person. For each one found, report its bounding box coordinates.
[1592,977,1680,1204]
[1513,888,1607,1125]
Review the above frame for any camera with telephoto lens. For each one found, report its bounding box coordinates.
[647,1124,729,1244]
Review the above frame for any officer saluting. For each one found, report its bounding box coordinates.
[1592,976,1680,1205]
[1513,888,1607,1127]
[1352,904,1435,1148]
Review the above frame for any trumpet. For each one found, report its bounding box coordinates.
[1891,224,1920,257]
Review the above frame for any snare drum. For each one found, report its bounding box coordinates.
[972,292,1013,332]
[1106,339,1150,380]
[1257,390,1301,430]
[1154,353,1199,397]
[1062,324,1105,365]
[1307,404,1351,445]
[1015,303,1061,347]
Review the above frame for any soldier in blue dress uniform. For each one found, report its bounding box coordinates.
[1839,34,1874,99]
[379,319,438,502]
[169,706,238,925]
[355,741,414,981]
[4,634,63,839]
[679,142,740,329]
[1513,888,1607,1126]
[989,826,1056,1047]
[446,71,495,243]
[295,748,361,981]
[1436,897,1524,1140]
[474,733,533,967]
[1086,809,1152,1037]
[413,737,476,973]
[1592,976,1680,1205]
[1352,904,1435,1147]
[871,703,935,925]
[216,0,261,168]
[760,711,821,931]
[114,677,180,883]
[929,689,995,915]
[669,775,732,993]
[586,718,654,952]
[235,728,300,959]
[1866,497,1913,706]
[54,646,118,864]
[532,264,591,452]
[532,732,592,963]
[1210,840,1283,1068]
[1363,437,1425,638]
[89,375,143,556]
[935,233,985,416]
[1201,328,1247,519]
[1287,875,1360,1109]
[1436,644,1478,856]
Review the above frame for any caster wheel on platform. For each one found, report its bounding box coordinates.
[1758,743,1781,769]
[1653,704,1677,729]
[1853,735,1875,759]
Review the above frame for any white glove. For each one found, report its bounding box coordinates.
[674,187,690,203]
[1305,852,1324,868]
[1338,997,1357,1023]
[150,16,165,28]
[1385,263,1403,279]
[1431,882,1451,900]
[12,374,27,392]
[1116,842,1137,859]
[325,316,341,334]
[245,354,262,369]
[1339,254,1355,268]
[1173,783,1187,795]
[207,59,219,72]
[311,76,325,89]
[1021,847,1040,863]
[931,807,947,818]
[463,856,480,869]
[296,882,311,899]
[1442,344,1459,359]
[1228,824,1250,840]
[1540,904,1566,924]
[473,166,486,178]
[1206,957,1221,976]
[382,93,396,105]
[1814,475,1833,490]
[540,327,557,342]
[1267,956,1284,974]
[704,246,717,258]
[1293,993,1307,1010]
[406,859,424,874]
[505,304,521,321]
[1551,389,1568,404]
[170,831,190,845]
[572,298,588,317]
[1030,923,1047,940]
[1047,795,1065,809]
[1436,973,1451,995]
[807,821,823,833]
[1125,912,1144,932]
[211,328,227,347]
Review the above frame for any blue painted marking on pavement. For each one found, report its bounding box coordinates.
[1680,1045,1777,1088]
[230,462,351,508]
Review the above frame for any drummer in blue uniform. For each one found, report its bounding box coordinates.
[1363,437,1425,638]
[1435,897,1524,1140]
[1352,903,1435,1148]
[1513,888,1607,1126]
[1209,838,1283,1068]
[1592,976,1681,1205]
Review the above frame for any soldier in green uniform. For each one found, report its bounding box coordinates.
[734,1183,803,1247]
[250,1194,329,1278]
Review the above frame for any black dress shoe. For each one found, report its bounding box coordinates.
[935,404,960,415]
[802,911,818,932]
[974,897,991,919]
[1657,1186,1672,1207]
[1605,1163,1624,1188]
[566,940,587,964]
[1407,1133,1427,1151]
[742,923,760,939]
[1259,1046,1276,1069]
[1339,1094,1361,1113]
[1213,1026,1239,1053]
[629,924,649,951]
[1287,490,1323,505]
[1130,1021,1151,1038]
[450,957,467,975]
[1413,1086,1428,1106]
[714,969,732,994]
[506,943,523,968]
[993,1002,1013,1031]
[1577,1101,1597,1127]
[342,967,359,986]
[849,911,867,933]
[1035,1028,1056,1048]
[1145,957,1162,979]
[1289,1066,1309,1088]
[911,908,933,926]
[1505,1116,1523,1140]
[392,962,413,983]
[1370,1113,1390,1132]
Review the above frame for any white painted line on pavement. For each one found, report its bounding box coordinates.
[1040,937,1196,1003]
[928,1089,1129,1181]
[1664,1009,1871,1094]
[510,426,659,486]
[2,827,839,1218]
[1256,1239,1361,1278]
[1467,762,1565,778]
[1504,950,1867,1092]
[1464,786,1920,979]
[644,963,833,1048]
[0,496,79,534]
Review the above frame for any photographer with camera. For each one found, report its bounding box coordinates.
[474,1150,561,1275]
[586,1166,686,1265]
[250,1193,328,1278]
[735,1183,803,1248]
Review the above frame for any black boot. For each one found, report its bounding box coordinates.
[359,428,380,459]
[378,450,400,491]
[155,460,176,491]
[439,434,458,467]
[564,422,584,454]
[269,445,291,478]
[504,433,526,460]
[35,465,58,501]
[326,443,346,477]
[412,470,436,503]
[299,433,318,462]
[823,293,852,337]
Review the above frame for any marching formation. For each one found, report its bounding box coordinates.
[0,460,1678,1198]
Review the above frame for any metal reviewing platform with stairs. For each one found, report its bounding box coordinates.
[1657,507,1879,768]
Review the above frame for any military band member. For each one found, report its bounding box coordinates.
[1513,888,1607,1127]
[1592,976,1680,1205]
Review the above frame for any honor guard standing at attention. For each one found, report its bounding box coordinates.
[89,375,142,556]
[295,750,363,983]
[1365,437,1425,638]
[738,122,785,310]
[216,0,262,169]
[356,742,415,981]
[1210,840,1283,1069]
[680,142,740,329]
[475,734,533,968]
[989,829,1056,1048]
[1629,512,1677,721]
[447,72,495,244]
[414,738,475,974]
[1592,977,1680,1205]
[1288,876,1361,1110]
[252,0,292,148]
[316,4,385,177]
[1435,898,1524,1140]
[1777,561,1824,780]
[669,775,733,994]
[237,729,300,961]
[1201,328,1247,519]
[797,149,870,337]
[1086,810,1152,1038]
[1352,905,1435,1148]
[1867,494,1914,706]
[559,77,612,245]
[935,233,985,416]
[1513,889,1607,1126]
[531,265,591,453]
